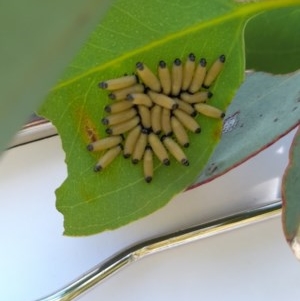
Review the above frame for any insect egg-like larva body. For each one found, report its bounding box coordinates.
[157,60,171,95]
[101,107,137,126]
[108,84,145,101]
[180,91,213,104]
[194,103,225,119]
[147,90,178,110]
[171,58,183,96]
[127,93,153,107]
[123,125,142,158]
[175,98,197,116]
[106,115,140,135]
[202,54,226,89]
[171,116,189,148]
[143,146,153,183]
[173,109,201,133]
[138,105,152,129]
[136,62,161,92]
[188,58,207,93]
[161,136,189,166]
[161,107,172,136]
[99,75,137,91]
[182,53,196,91]
[87,135,123,152]
[151,105,162,135]
[105,100,134,114]
[131,130,148,164]
[148,133,170,166]
[94,144,123,172]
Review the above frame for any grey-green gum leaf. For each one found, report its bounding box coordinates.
[0,0,114,153]
[194,71,300,186]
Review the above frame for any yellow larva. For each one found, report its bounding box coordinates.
[91,53,227,181]
[106,115,140,135]
[151,104,162,135]
[174,98,196,116]
[148,90,178,110]
[171,116,189,148]
[194,103,225,119]
[173,109,201,133]
[127,93,153,107]
[148,132,170,166]
[105,100,134,114]
[138,105,152,129]
[180,91,213,104]
[94,144,122,172]
[171,58,183,96]
[202,54,226,89]
[143,146,153,183]
[161,107,172,136]
[99,75,137,91]
[101,107,137,126]
[131,130,148,164]
[87,135,123,152]
[123,125,142,158]
[108,84,145,101]
[136,62,161,92]
[188,58,207,93]
[182,53,196,91]
[157,60,171,95]
[161,136,189,166]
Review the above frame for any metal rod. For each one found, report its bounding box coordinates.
[35,200,282,301]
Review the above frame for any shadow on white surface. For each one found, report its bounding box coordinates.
[0,129,298,300]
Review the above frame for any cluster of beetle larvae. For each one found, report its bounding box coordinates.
[87,53,226,183]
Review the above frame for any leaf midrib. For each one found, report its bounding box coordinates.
[52,0,300,92]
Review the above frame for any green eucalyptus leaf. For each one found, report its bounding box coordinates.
[282,126,300,259]
[245,7,300,73]
[0,0,113,152]
[195,71,300,186]
[38,0,300,236]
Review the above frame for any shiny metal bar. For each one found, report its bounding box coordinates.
[35,200,282,301]
[8,118,57,148]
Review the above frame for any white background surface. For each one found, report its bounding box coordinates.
[0,128,299,301]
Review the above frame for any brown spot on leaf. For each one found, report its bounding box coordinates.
[73,105,100,143]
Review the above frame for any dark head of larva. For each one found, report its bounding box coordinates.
[126,94,134,101]
[108,93,116,100]
[104,105,111,113]
[174,58,182,66]
[141,127,151,134]
[101,117,109,125]
[220,112,226,119]
[105,128,113,135]
[171,103,179,110]
[219,54,226,63]
[199,58,207,67]
[94,165,102,172]
[181,158,190,166]
[98,81,108,89]
[132,158,139,164]
[136,62,144,71]
[145,176,152,183]
[188,53,196,61]
[163,158,170,166]
[87,144,94,151]
[208,91,213,99]
[159,60,167,68]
